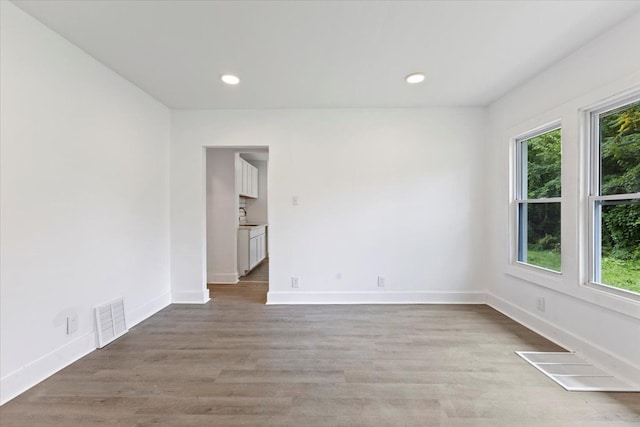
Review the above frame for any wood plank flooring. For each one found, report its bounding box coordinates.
[238,258,269,283]
[1,283,638,426]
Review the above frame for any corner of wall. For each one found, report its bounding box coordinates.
[0,332,96,406]
[171,291,211,304]
[487,293,640,388]
[0,293,172,406]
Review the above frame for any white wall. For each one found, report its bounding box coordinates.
[171,108,487,304]
[0,2,171,404]
[206,148,239,284]
[485,12,640,385]
[7,0,637,405]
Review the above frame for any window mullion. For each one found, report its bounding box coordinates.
[525,197,562,203]
[522,140,528,200]
[593,201,602,283]
[590,193,640,202]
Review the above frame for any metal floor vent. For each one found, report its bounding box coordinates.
[516,351,639,392]
[95,297,128,348]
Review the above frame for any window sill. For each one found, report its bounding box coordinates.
[506,262,563,289]
[504,264,640,321]
[581,281,640,311]
[583,281,640,301]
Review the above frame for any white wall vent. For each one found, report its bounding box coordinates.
[95,297,128,348]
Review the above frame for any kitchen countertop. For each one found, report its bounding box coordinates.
[238,223,268,229]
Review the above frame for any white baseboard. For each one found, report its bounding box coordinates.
[0,332,95,406]
[487,293,640,388]
[207,272,238,284]
[172,290,211,304]
[266,291,486,305]
[128,291,171,327]
[0,291,175,406]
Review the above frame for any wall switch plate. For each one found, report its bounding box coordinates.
[291,276,300,288]
[377,276,385,287]
[536,297,545,312]
[67,314,79,334]
[292,196,299,206]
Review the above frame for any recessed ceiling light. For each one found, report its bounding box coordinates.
[405,72,425,84]
[221,74,240,85]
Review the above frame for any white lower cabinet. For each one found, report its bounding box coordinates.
[238,225,267,276]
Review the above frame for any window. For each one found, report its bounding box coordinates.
[515,125,562,272]
[589,96,640,297]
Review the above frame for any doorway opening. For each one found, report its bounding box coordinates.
[205,147,269,304]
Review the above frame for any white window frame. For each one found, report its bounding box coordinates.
[586,93,640,301]
[513,121,562,274]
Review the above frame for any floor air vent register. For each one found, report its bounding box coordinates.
[95,297,128,348]
[516,351,638,392]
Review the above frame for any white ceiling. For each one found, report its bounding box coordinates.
[13,0,640,109]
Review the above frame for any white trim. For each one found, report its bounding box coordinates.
[583,280,640,303]
[0,332,96,405]
[590,193,640,202]
[487,293,640,388]
[584,88,640,117]
[504,268,640,320]
[506,263,563,289]
[588,103,601,284]
[0,291,173,406]
[171,291,210,304]
[513,120,563,143]
[266,291,487,305]
[517,197,562,204]
[511,121,563,273]
[128,291,172,327]
[207,273,239,284]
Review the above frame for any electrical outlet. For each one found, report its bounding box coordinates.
[377,276,385,288]
[291,276,300,288]
[67,314,79,334]
[536,297,545,312]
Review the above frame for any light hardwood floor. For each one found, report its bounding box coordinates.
[1,283,638,426]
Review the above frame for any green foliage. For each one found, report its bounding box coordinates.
[525,129,561,199]
[527,248,561,272]
[522,129,561,259]
[600,102,640,195]
[601,257,640,294]
[599,102,640,265]
[527,250,639,293]
[602,202,640,260]
[537,233,560,251]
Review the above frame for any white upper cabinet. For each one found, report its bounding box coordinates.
[249,164,258,198]
[242,160,249,195]
[238,158,258,198]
